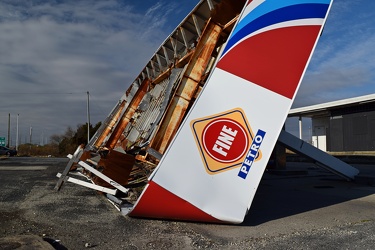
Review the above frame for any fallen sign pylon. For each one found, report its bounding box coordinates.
[128,0,336,224]
[55,0,357,224]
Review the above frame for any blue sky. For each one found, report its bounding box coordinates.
[286,0,375,138]
[295,0,375,107]
[0,0,374,145]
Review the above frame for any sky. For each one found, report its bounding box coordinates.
[0,0,374,146]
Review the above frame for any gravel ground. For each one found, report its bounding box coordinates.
[0,157,374,249]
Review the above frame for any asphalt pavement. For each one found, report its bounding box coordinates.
[0,156,374,249]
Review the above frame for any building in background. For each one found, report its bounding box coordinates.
[289,94,375,152]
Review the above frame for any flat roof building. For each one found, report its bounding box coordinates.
[288,94,375,152]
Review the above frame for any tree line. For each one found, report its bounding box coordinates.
[17,122,101,157]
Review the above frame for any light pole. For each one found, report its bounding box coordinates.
[87,91,90,145]
[16,114,19,150]
[30,126,32,144]
[7,113,10,147]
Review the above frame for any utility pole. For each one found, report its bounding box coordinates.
[30,126,32,144]
[16,114,19,150]
[87,91,90,145]
[7,113,10,148]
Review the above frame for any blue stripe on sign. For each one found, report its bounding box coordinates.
[234,0,331,38]
[222,3,328,56]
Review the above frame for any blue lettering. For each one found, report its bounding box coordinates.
[238,129,266,179]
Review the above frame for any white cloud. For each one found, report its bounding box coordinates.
[0,0,193,143]
[294,0,375,108]
[1,0,373,147]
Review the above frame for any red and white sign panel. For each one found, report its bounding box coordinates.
[130,0,334,223]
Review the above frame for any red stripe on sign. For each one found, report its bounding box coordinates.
[217,26,321,99]
[129,181,221,223]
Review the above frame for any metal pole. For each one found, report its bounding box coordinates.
[87,91,90,145]
[30,126,32,144]
[16,114,19,150]
[7,113,10,148]
[299,116,303,140]
[41,130,44,146]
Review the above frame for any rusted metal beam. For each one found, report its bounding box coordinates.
[93,100,126,148]
[150,19,222,154]
[106,78,151,149]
